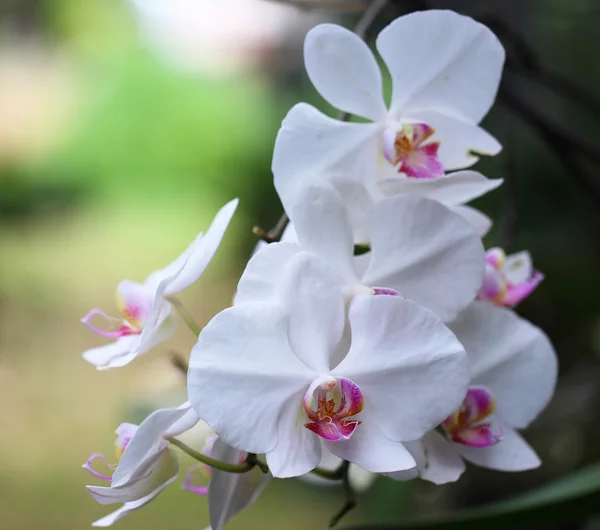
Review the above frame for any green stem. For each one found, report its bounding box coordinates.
[329,461,357,528]
[167,437,255,474]
[165,296,202,336]
[311,462,347,481]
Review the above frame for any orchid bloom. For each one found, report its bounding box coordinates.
[273,10,505,236]
[188,251,469,478]
[81,199,238,370]
[236,181,484,323]
[479,247,544,307]
[391,301,557,485]
[84,403,199,526]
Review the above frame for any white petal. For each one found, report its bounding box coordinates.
[449,302,557,429]
[333,295,469,442]
[234,242,301,306]
[503,251,533,284]
[165,198,238,294]
[410,110,502,170]
[188,303,316,454]
[272,103,381,204]
[82,336,140,369]
[279,252,345,373]
[113,403,193,487]
[326,420,415,474]
[91,476,177,527]
[304,24,387,121]
[392,432,465,485]
[456,424,541,471]
[289,182,359,284]
[328,177,375,244]
[378,170,503,207]
[87,450,178,505]
[362,195,485,322]
[208,439,271,530]
[377,10,504,123]
[452,205,493,237]
[266,395,321,478]
[98,310,177,370]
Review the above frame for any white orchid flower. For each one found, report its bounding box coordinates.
[236,181,484,323]
[273,10,505,236]
[391,301,557,484]
[81,199,238,370]
[84,403,199,526]
[480,247,544,307]
[188,251,469,478]
[200,439,271,530]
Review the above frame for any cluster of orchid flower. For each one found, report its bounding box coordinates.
[81,10,557,530]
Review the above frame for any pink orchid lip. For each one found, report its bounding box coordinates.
[382,123,444,179]
[82,453,114,482]
[303,377,364,442]
[372,287,399,296]
[81,309,140,339]
[442,386,503,448]
[183,465,210,497]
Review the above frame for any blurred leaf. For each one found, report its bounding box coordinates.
[344,463,600,529]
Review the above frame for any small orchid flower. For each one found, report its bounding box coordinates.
[236,181,484,323]
[189,251,470,478]
[204,438,271,530]
[85,403,199,526]
[479,247,544,307]
[82,199,238,370]
[273,10,504,236]
[390,301,557,485]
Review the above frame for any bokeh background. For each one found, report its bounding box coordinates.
[0,0,599,529]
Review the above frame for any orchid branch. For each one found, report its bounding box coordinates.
[328,461,357,528]
[165,295,202,336]
[167,437,259,474]
[169,351,189,375]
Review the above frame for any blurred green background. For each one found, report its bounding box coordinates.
[0,0,599,529]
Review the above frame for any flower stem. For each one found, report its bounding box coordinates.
[329,461,357,528]
[310,462,347,481]
[167,437,256,474]
[164,296,202,336]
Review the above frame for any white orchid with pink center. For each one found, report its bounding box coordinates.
[273,10,505,236]
[81,199,238,370]
[236,181,485,323]
[389,302,557,485]
[189,251,470,478]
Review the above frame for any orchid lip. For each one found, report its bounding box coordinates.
[82,453,114,482]
[302,376,364,442]
[81,309,140,339]
[442,386,503,448]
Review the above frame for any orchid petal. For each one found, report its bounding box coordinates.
[377,10,504,123]
[390,431,465,485]
[112,403,195,487]
[304,24,387,121]
[456,424,541,471]
[329,177,375,244]
[452,205,493,237]
[503,251,533,284]
[325,420,416,474]
[209,439,271,530]
[363,195,485,322]
[188,303,316,454]
[333,295,468,442]
[378,170,502,207]
[82,336,140,369]
[234,242,301,306]
[90,476,177,527]
[410,110,502,170]
[272,103,381,205]
[116,280,154,329]
[449,301,557,429]
[503,271,544,307]
[289,182,359,285]
[266,392,321,478]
